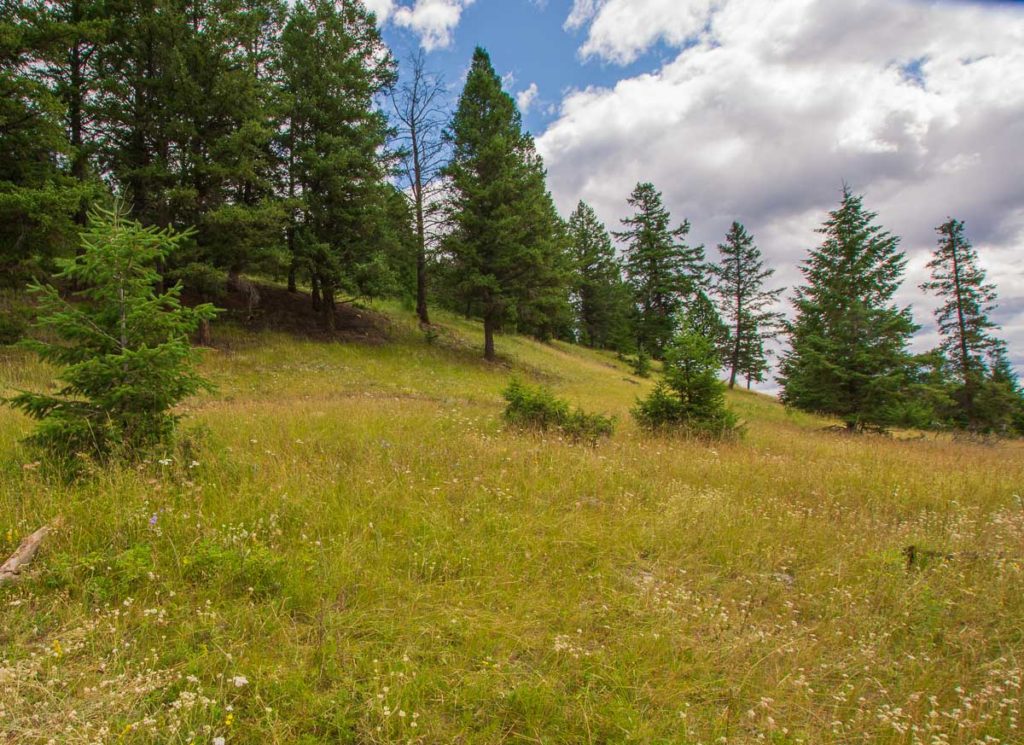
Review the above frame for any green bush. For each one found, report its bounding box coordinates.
[633,332,742,440]
[502,379,615,445]
[183,539,284,598]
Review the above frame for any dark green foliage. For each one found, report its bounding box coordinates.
[567,201,632,351]
[0,1,91,284]
[710,222,784,389]
[183,538,284,598]
[778,188,917,431]
[444,47,570,359]
[5,206,218,461]
[616,182,704,358]
[502,379,615,445]
[633,332,740,439]
[920,218,1022,434]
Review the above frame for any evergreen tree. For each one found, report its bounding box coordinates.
[567,200,631,350]
[920,218,1016,431]
[0,0,89,284]
[684,289,729,359]
[5,205,217,460]
[615,182,704,358]
[710,221,784,388]
[778,187,917,431]
[734,310,772,389]
[633,331,739,439]
[280,0,395,328]
[443,47,567,360]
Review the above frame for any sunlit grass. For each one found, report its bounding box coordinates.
[1,302,1022,744]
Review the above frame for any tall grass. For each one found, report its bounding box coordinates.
[1,303,1022,743]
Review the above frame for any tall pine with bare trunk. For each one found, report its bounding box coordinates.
[710,221,784,388]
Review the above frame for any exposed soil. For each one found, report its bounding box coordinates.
[183,282,392,346]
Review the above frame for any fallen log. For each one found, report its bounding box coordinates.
[0,520,60,586]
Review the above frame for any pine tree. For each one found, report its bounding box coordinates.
[280,0,395,328]
[920,218,1013,431]
[0,1,90,283]
[443,47,567,360]
[615,182,704,358]
[5,205,217,460]
[567,201,631,350]
[710,221,784,388]
[633,331,739,439]
[778,187,917,431]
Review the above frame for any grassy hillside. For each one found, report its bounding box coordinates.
[1,303,1023,744]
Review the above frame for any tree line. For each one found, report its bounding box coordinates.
[2,1,1021,437]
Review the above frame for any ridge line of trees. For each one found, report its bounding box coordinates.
[2,1,1021,435]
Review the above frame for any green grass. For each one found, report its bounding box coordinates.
[1,302,1022,744]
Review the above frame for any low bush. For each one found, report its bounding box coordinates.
[502,379,614,445]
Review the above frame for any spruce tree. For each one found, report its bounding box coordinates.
[444,47,567,360]
[567,201,631,350]
[920,218,1015,431]
[615,182,704,358]
[5,205,217,460]
[778,188,917,431]
[710,221,784,388]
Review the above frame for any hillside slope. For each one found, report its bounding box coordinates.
[1,304,1023,744]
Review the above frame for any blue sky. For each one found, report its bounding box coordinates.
[371,0,1024,381]
[380,0,680,135]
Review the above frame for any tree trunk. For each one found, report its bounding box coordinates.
[416,247,429,326]
[483,314,496,361]
[311,274,322,311]
[197,317,212,346]
[322,283,336,331]
[287,260,297,293]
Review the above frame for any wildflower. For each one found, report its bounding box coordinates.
[158,458,173,466]
[232,675,248,688]
[189,460,200,469]
[52,640,63,659]
[149,514,159,528]
[213,738,226,745]
[225,712,234,727]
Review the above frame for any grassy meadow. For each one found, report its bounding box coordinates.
[1,303,1023,744]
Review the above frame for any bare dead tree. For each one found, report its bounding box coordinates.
[389,50,450,326]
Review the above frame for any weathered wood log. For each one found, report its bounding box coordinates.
[0,520,59,585]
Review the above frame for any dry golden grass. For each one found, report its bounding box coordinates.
[1,302,1022,744]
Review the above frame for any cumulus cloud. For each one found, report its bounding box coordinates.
[517,83,540,114]
[393,0,475,52]
[362,0,396,24]
[540,0,1024,376]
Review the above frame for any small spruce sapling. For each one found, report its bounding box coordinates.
[633,332,741,439]
[5,206,218,460]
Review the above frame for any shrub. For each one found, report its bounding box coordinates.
[633,332,741,439]
[4,206,218,462]
[502,379,615,445]
[0,312,26,346]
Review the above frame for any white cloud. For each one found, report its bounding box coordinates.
[517,83,540,114]
[541,0,1024,378]
[392,0,475,52]
[362,0,396,24]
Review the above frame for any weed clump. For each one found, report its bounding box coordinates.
[502,379,614,445]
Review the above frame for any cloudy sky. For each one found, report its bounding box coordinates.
[370,0,1024,381]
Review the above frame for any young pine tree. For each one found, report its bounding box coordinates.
[615,182,704,359]
[710,222,784,388]
[5,206,217,460]
[920,218,1019,432]
[778,188,917,431]
[567,201,631,351]
[633,331,739,439]
[444,47,568,360]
